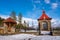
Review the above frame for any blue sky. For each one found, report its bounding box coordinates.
[0,0,60,27]
[0,0,60,19]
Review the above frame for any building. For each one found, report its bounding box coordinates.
[0,17,17,34]
[0,10,60,35]
[38,10,52,35]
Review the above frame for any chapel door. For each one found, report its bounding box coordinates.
[42,21,48,30]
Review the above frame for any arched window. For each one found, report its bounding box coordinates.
[42,21,48,30]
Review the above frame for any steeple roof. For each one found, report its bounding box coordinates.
[38,10,52,20]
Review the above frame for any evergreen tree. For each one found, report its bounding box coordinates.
[10,11,16,21]
[18,12,22,24]
[0,17,4,27]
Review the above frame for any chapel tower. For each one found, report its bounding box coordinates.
[38,10,52,35]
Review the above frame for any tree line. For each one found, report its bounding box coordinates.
[10,11,28,32]
[0,11,32,32]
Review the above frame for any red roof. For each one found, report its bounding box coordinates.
[38,10,52,20]
[3,17,16,24]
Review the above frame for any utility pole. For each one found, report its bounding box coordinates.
[38,22,40,35]
[32,20,34,28]
[27,21,29,27]
[24,20,26,32]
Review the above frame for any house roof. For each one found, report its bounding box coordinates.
[3,17,16,24]
[38,10,52,20]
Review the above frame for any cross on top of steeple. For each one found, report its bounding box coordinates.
[38,10,52,20]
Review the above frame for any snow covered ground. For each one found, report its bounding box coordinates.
[31,36,60,40]
[0,34,60,40]
[0,34,36,40]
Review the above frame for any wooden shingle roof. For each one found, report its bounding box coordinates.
[3,17,16,24]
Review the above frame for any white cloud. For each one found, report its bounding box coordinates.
[0,15,38,27]
[44,0,50,4]
[0,14,9,19]
[0,14,60,28]
[51,19,60,27]
[32,0,40,11]
[51,3,58,9]
[22,17,38,27]
[34,0,40,4]
[22,18,60,28]
[32,4,37,10]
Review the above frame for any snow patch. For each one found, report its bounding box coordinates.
[11,34,36,39]
[41,31,50,34]
[0,34,60,40]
